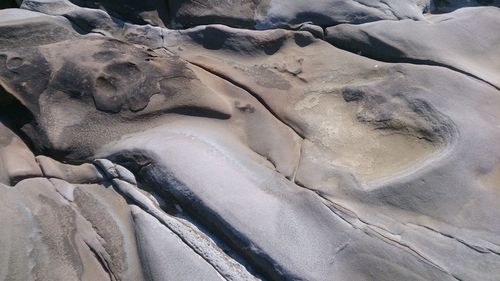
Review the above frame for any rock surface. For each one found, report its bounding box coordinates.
[325,6,500,89]
[0,0,499,281]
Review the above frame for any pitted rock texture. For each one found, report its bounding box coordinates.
[0,1,499,281]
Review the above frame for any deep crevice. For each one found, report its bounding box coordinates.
[132,105,231,120]
[0,84,38,152]
[0,0,18,9]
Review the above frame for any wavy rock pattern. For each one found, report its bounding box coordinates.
[0,0,499,280]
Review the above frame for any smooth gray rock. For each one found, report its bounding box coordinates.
[36,155,104,183]
[131,206,224,281]
[430,0,500,13]
[325,6,500,89]
[1,0,500,280]
[157,24,500,280]
[0,177,145,281]
[100,118,462,280]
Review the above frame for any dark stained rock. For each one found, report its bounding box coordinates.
[68,0,170,26]
[169,0,431,29]
[0,0,19,9]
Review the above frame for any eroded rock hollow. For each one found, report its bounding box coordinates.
[1,0,499,280]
